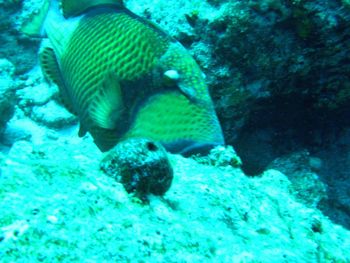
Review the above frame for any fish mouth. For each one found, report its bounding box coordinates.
[164,140,224,157]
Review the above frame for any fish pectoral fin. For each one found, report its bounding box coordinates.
[89,73,123,130]
[60,0,124,18]
[39,47,76,115]
[89,126,120,152]
[78,124,88,137]
[40,47,62,86]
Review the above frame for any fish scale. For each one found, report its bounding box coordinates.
[125,91,220,144]
[62,12,168,116]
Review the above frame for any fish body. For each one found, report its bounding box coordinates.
[23,0,224,155]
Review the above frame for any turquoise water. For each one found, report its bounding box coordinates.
[1,0,350,261]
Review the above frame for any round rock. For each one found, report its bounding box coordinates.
[100,138,174,198]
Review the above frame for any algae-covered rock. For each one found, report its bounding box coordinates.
[0,59,16,135]
[14,70,77,129]
[0,139,350,262]
[193,145,242,168]
[0,58,15,76]
[17,81,55,107]
[30,100,76,129]
[101,138,173,199]
[0,0,40,74]
[268,150,328,208]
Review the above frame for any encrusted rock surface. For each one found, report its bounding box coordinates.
[268,150,328,208]
[0,139,349,262]
[0,0,40,74]
[101,138,174,199]
[0,59,16,135]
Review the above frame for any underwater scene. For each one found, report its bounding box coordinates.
[1,0,350,261]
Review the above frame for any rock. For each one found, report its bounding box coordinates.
[14,69,77,129]
[0,59,16,134]
[101,138,174,199]
[268,150,328,208]
[0,139,349,262]
[0,0,40,74]
[17,82,56,107]
[0,58,15,76]
[193,145,242,167]
[30,100,76,129]
[0,91,15,135]
[313,128,350,229]
[1,118,33,146]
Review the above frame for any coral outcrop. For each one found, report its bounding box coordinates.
[0,59,16,135]
[0,139,349,261]
[124,0,350,230]
[101,138,174,199]
[0,0,40,74]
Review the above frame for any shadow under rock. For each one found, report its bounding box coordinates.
[225,96,350,229]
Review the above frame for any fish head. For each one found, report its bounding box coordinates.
[122,42,225,155]
[160,42,211,105]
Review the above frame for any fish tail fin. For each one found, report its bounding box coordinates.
[21,0,51,37]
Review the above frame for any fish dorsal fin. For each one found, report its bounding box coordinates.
[89,73,123,130]
[39,47,76,114]
[21,0,50,37]
[60,0,124,18]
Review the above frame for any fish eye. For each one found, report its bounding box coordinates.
[164,69,180,81]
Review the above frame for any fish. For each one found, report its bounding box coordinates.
[22,0,224,156]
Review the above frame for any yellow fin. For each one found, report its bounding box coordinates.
[89,73,123,129]
[21,0,50,36]
[39,47,76,115]
[60,0,124,18]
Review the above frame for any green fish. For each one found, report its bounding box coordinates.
[22,0,224,155]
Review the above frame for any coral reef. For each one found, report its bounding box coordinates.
[193,145,242,168]
[15,70,77,130]
[0,0,40,74]
[0,139,349,261]
[101,138,173,199]
[313,128,350,229]
[0,1,349,260]
[0,59,16,135]
[268,150,327,208]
